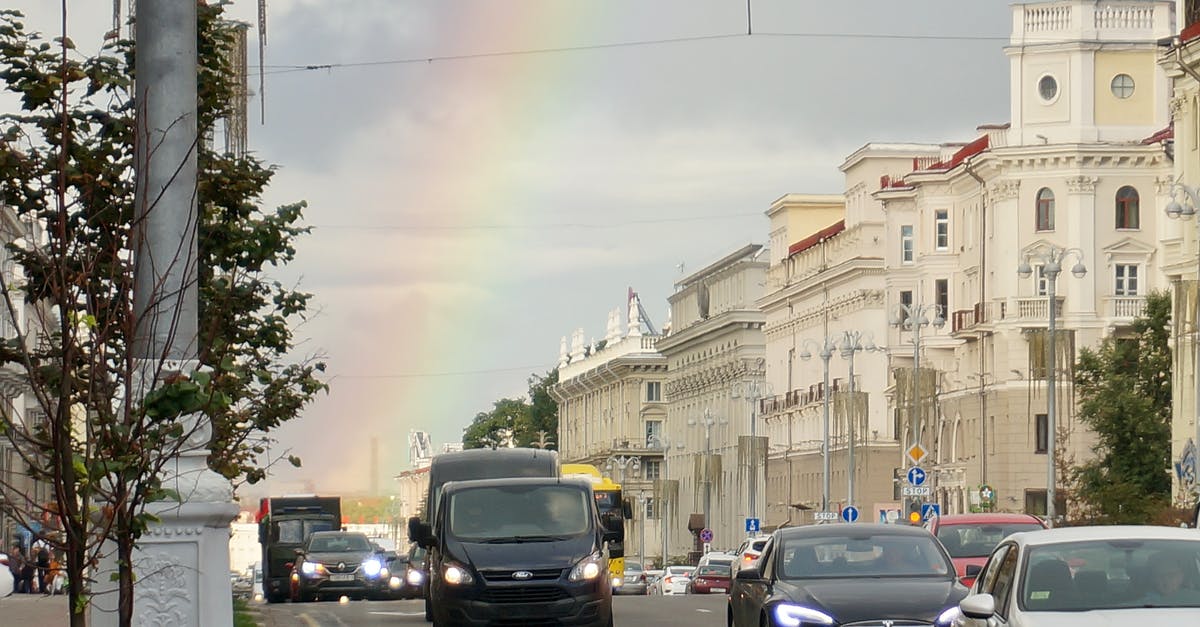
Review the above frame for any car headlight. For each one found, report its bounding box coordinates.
[773,603,835,627]
[611,576,623,588]
[407,569,425,585]
[389,575,402,589]
[300,561,317,575]
[935,606,961,627]
[444,563,475,586]
[363,558,383,577]
[569,553,605,582]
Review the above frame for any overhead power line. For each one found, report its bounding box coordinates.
[312,212,764,233]
[330,364,555,380]
[252,29,1009,76]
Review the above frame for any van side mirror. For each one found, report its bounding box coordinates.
[622,499,633,519]
[413,522,436,549]
[407,516,422,542]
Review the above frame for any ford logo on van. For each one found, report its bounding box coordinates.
[512,571,533,580]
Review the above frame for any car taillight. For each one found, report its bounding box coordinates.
[664,576,672,583]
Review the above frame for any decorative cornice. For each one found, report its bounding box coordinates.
[1156,175,1177,195]
[988,179,1020,202]
[1065,175,1098,194]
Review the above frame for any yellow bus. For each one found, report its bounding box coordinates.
[561,463,632,586]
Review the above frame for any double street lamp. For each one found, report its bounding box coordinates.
[732,377,772,530]
[606,454,642,564]
[889,303,944,515]
[1166,183,1200,499]
[647,434,684,566]
[1018,244,1087,529]
[837,331,881,510]
[687,409,726,538]
[799,337,837,513]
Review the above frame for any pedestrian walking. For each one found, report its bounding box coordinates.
[34,537,51,594]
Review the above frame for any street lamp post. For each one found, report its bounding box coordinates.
[687,409,725,540]
[606,454,642,562]
[1166,184,1200,500]
[800,337,837,513]
[889,303,945,513]
[1018,245,1087,529]
[837,331,881,510]
[648,435,684,567]
[732,377,772,532]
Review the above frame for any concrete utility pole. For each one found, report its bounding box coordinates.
[92,2,238,625]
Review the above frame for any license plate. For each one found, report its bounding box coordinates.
[330,573,354,582]
[712,588,726,593]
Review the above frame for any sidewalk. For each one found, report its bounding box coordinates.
[0,593,71,626]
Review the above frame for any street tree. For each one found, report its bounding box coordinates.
[1069,290,1172,524]
[461,369,558,450]
[0,4,324,624]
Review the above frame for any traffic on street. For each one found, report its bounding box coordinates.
[252,594,727,627]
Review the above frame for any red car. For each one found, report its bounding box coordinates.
[687,562,731,595]
[925,513,1046,587]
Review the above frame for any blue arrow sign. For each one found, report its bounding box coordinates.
[906,467,927,486]
[841,506,859,523]
[745,518,760,533]
[921,503,940,520]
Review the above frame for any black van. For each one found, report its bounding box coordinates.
[414,477,616,627]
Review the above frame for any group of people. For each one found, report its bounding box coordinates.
[7,538,63,595]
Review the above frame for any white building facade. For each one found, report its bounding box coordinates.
[657,245,767,558]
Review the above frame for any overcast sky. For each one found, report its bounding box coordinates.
[6,1,1013,497]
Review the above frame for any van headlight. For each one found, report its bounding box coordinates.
[444,562,475,586]
[569,553,605,582]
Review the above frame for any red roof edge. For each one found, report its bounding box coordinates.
[924,135,990,172]
[787,220,847,257]
[1184,21,1200,43]
[1142,124,1173,145]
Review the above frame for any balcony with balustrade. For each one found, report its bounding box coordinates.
[1105,295,1146,326]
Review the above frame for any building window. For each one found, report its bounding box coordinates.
[645,497,662,519]
[1036,188,1055,231]
[899,290,913,326]
[1034,265,1049,296]
[1115,264,1139,296]
[1110,74,1134,99]
[1035,413,1048,454]
[935,279,948,318]
[643,460,661,481]
[934,210,949,251]
[901,225,914,263]
[1038,75,1058,102]
[646,381,661,402]
[645,420,662,446]
[1115,186,1140,229]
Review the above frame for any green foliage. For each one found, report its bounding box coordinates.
[462,369,559,449]
[1069,291,1173,524]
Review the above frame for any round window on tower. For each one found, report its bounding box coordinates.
[1110,74,1134,99]
[1038,75,1059,102]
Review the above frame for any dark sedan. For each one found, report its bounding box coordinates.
[728,523,968,627]
[292,531,391,601]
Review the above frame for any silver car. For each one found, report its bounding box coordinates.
[949,525,1200,627]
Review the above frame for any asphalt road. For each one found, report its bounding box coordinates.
[253,593,728,626]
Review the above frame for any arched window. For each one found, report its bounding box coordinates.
[1115,185,1140,229]
[1036,188,1055,231]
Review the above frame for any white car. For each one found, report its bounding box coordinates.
[949,525,1200,627]
[0,552,14,597]
[650,565,693,595]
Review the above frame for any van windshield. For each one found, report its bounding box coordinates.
[449,485,591,541]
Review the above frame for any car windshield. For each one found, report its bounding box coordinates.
[449,484,590,540]
[697,564,731,577]
[307,534,372,552]
[625,562,643,573]
[778,534,951,579]
[936,523,1043,558]
[275,519,335,544]
[1021,539,1200,611]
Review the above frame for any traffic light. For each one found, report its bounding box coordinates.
[906,501,921,525]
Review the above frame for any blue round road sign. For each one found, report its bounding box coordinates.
[840,506,859,523]
[906,466,927,486]
[699,528,713,543]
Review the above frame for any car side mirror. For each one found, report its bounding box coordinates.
[293,547,304,556]
[959,593,996,619]
[964,564,982,578]
[735,565,763,581]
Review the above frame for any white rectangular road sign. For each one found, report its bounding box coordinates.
[813,512,839,522]
[902,486,932,497]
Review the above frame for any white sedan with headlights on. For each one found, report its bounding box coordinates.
[947,525,1200,627]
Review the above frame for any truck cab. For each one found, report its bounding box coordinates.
[257,495,341,603]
